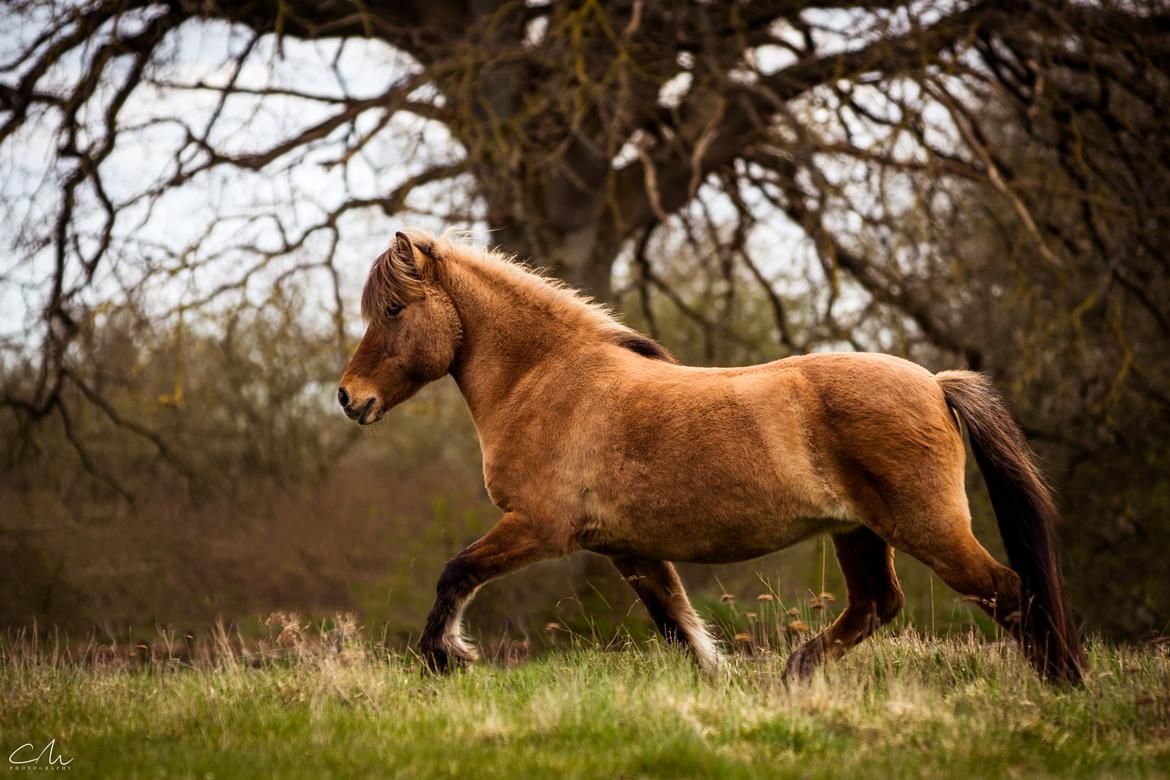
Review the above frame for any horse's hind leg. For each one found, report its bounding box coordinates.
[610,556,723,672]
[784,526,904,682]
[885,512,1025,646]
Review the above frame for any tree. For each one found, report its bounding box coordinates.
[2,0,1169,635]
[1,1,1142,419]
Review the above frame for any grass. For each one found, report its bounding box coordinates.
[2,621,1169,779]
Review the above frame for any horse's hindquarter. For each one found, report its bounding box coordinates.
[790,353,970,538]
[567,358,855,563]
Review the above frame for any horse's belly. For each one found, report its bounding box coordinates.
[577,475,854,563]
[580,513,858,564]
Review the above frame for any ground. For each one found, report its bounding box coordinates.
[2,628,1168,779]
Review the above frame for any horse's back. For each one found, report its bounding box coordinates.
[606,350,965,544]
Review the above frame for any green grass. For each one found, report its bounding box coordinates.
[2,627,1168,779]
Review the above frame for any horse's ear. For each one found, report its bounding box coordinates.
[394,232,435,279]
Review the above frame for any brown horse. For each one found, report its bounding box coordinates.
[337,230,1085,684]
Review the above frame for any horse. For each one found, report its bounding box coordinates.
[337,230,1085,684]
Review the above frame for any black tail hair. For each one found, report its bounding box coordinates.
[937,370,1085,684]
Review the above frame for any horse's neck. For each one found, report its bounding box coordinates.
[443,260,586,432]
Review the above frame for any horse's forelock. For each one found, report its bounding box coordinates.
[360,242,427,321]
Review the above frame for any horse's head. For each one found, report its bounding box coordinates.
[337,232,461,425]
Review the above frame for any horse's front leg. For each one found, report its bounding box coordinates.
[419,511,563,672]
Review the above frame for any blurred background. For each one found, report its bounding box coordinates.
[1,0,1167,651]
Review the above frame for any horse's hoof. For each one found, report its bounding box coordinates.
[420,641,476,674]
[782,642,823,684]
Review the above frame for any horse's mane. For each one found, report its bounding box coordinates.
[363,229,676,363]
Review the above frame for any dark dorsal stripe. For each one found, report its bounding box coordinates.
[612,332,677,363]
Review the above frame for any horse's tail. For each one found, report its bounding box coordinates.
[936,370,1085,684]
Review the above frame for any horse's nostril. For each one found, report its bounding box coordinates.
[338,387,349,408]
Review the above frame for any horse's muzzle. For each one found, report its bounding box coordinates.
[339,389,382,425]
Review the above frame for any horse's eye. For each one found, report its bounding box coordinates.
[385,303,405,318]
